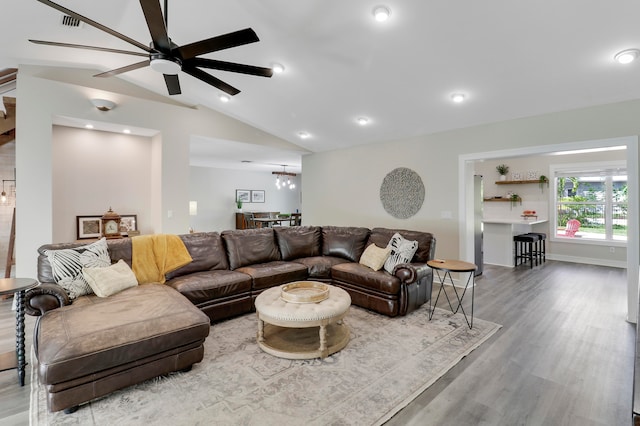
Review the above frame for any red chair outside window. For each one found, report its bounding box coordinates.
[564,219,581,237]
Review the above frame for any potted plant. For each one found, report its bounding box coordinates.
[539,175,548,192]
[236,199,243,212]
[509,193,521,209]
[496,164,509,181]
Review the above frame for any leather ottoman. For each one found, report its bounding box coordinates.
[35,284,210,413]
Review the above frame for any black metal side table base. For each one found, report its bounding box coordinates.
[427,260,477,329]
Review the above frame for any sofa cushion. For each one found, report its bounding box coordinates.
[274,226,322,260]
[222,228,281,270]
[83,259,138,297]
[293,256,351,279]
[383,233,419,274]
[166,232,229,280]
[166,269,252,306]
[331,262,401,295]
[36,284,210,386]
[44,238,111,299]
[236,261,308,291]
[321,226,370,262]
[369,228,435,264]
[359,244,391,271]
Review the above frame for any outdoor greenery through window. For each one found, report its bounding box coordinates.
[553,163,627,242]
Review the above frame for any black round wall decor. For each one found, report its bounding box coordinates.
[379,167,425,219]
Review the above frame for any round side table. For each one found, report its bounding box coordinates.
[0,278,38,386]
[427,260,477,329]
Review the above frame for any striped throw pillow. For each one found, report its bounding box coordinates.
[45,238,111,299]
[383,233,419,274]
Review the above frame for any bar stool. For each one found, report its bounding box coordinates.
[524,232,546,264]
[513,234,538,268]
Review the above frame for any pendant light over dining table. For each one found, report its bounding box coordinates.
[273,166,296,190]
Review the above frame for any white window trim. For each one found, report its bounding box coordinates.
[550,160,627,246]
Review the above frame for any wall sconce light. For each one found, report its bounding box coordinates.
[189,201,198,216]
[273,166,297,190]
[90,98,116,111]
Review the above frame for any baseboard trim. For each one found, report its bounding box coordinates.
[545,254,626,268]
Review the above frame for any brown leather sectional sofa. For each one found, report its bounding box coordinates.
[26,225,435,413]
[28,225,436,320]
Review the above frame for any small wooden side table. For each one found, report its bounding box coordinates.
[0,278,38,386]
[427,260,477,329]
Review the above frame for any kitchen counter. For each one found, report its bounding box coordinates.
[483,219,548,267]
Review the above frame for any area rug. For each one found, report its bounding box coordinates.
[30,304,501,426]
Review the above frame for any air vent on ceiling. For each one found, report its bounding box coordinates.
[60,15,83,28]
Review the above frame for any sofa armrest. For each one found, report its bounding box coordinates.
[25,283,70,316]
[393,262,432,284]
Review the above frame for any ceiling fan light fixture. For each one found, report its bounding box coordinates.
[614,49,640,64]
[373,6,391,22]
[150,56,182,74]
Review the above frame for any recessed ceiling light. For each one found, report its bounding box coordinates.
[219,94,230,103]
[85,124,94,129]
[272,63,285,74]
[356,117,369,125]
[298,131,310,139]
[614,49,640,64]
[372,6,391,22]
[451,93,466,103]
[123,129,131,134]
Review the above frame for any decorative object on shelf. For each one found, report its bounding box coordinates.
[538,175,549,191]
[509,193,521,209]
[236,199,243,212]
[119,215,137,237]
[273,165,297,190]
[496,164,509,181]
[101,207,122,239]
[251,190,265,203]
[379,167,425,219]
[521,210,537,220]
[511,172,523,181]
[526,170,538,180]
[76,215,102,240]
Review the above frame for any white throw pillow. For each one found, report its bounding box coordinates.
[359,244,392,271]
[44,238,111,299]
[83,259,138,298]
[383,233,419,274]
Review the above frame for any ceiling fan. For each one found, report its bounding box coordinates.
[30,0,273,96]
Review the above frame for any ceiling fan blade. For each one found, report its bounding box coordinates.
[178,28,259,60]
[164,74,181,95]
[188,58,273,77]
[29,39,148,57]
[182,65,240,96]
[94,60,150,77]
[139,0,171,51]
[35,0,152,53]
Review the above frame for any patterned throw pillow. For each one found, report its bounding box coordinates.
[383,233,419,274]
[359,244,392,271]
[44,238,111,299]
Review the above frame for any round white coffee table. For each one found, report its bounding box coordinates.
[255,282,351,359]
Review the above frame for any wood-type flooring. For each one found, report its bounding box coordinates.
[0,261,633,425]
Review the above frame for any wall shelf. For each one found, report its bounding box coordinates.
[484,197,522,202]
[495,179,543,185]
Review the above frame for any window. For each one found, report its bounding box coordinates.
[552,162,627,242]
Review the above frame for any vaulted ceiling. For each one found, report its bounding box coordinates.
[3,1,640,168]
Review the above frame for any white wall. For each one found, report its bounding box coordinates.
[16,65,301,278]
[189,166,301,232]
[302,100,640,320]
[51,126,154,241]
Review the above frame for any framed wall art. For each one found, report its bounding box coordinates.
[236,189,251,203]
[119,215,137,236]
[251,190,265,203]
[76,215,102,240]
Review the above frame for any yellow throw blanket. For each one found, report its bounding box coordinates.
[131,234,192,284]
